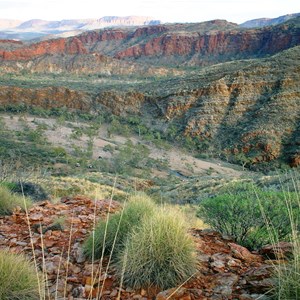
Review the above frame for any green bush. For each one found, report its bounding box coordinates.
[0,185,32,215]
[116,207,197,289]
[83,193,155,259]
[0,250,42,300]
[197,183,300,249]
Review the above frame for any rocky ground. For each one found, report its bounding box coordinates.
[0,195,290,300]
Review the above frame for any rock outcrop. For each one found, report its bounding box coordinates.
[0,86,92,111]
[0,18,299,67]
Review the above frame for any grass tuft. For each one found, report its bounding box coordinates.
[0,250,42,300]
[83,193,155,259]
[116,207,197,290]
[0,185,32,215]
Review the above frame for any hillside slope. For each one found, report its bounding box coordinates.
[0,46,299,168]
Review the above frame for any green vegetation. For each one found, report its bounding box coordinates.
[0,250,42,300]
[83,193,156,259]
[116,207,197,289]
[0,185,32,215]
[272,250,300,299]
[268,176,300,300]
[84,194,197,290]
[197,182,300,249]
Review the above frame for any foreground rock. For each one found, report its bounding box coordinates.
[0,196,280,299]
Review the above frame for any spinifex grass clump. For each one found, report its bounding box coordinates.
[0,185,32,215]
[0,250,42,300]
[84,193,156,259]
[116,207,197,290]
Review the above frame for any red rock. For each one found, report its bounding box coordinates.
[29,212,44,221]
[156,287,190,300]
[229,243,262,262]
[259,242,294,259]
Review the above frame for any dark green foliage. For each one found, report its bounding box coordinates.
[10,182,49,202]
[197,183,300,249]
[83,194,155,260]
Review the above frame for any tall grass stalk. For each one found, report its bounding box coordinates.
[99,196,129,298]
[271,174,300,299]
[87,177,117,300]
[39,223,50,300]
[54,246,65,300]
[63,210,74,299]
[117,243,128,300]
[257,173,300,299]
[165,272,197,300]
[20,182,45,299]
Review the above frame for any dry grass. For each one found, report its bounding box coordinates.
[0,250,42,300]
[0,185,32,215]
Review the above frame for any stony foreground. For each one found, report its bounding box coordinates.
[0,196,288,299]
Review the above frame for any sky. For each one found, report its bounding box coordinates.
[1,0,300,24]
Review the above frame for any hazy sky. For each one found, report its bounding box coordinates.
[1,0,300,24]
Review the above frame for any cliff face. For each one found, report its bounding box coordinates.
[0,86,92,111]
[114,23,300,65]
[0,38,87,60]
[0,18,299,67]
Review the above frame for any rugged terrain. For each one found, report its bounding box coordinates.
[0,17,299,169]
[0,13,299,300]
[0,195,286,299]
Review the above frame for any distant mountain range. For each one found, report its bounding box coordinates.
[0,16,161,40]
[240,13,300,28]
[0,13,300,41]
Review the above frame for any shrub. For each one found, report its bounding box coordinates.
[0,250,42,300]
[116,207,197,290]
[0,185,32,215]
[197,183,300,249]
[11,182,49,202]
[83,193,155,259]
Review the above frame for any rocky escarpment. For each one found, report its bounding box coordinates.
[0,86,92,111]
[0,46,299,167]
[146,47,300,166]
[95,46,300,167]
[0,18,300,68]
[114,21,300,66]
[0,52,174,76]
[0,45,299,167]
